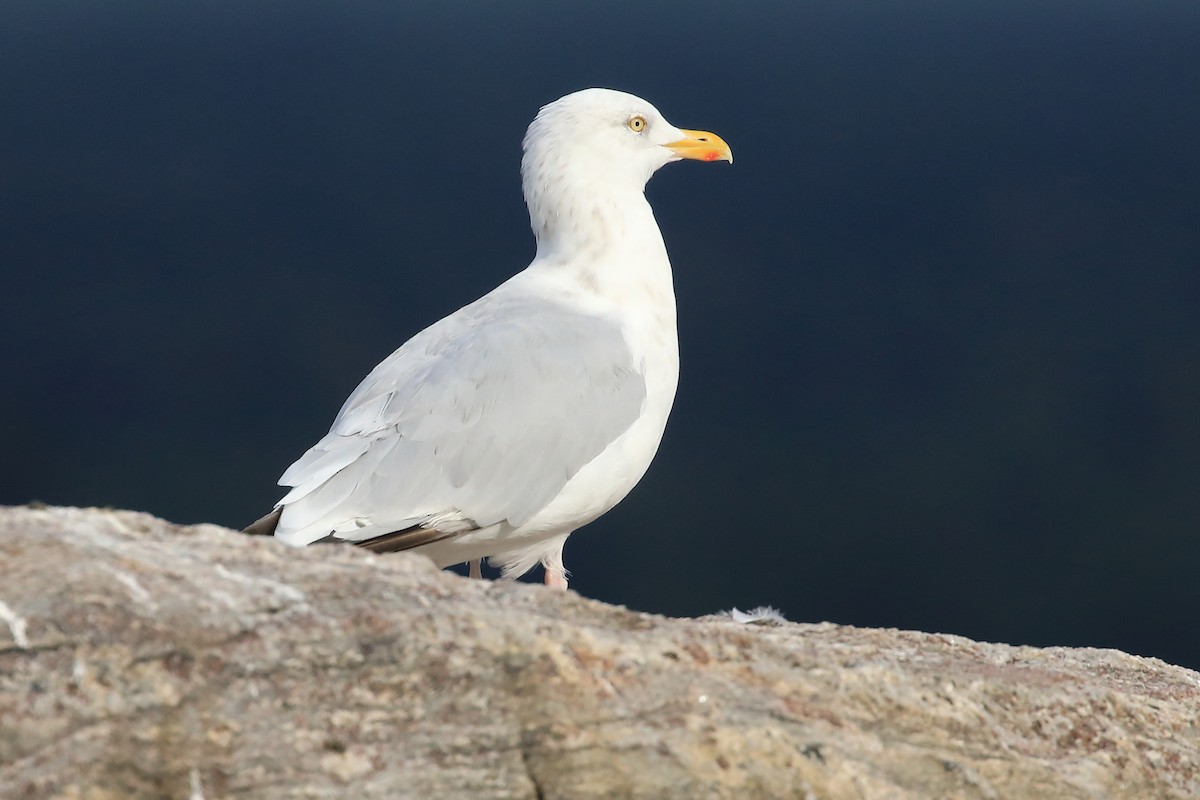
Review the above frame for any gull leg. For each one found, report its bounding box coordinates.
[541,538,569,591]
[468,559,483,580]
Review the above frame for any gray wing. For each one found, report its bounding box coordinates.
[272,287,647,546]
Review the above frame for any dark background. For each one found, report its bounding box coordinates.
[3,2,1198,669]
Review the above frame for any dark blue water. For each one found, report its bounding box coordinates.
[3,1,1198,668]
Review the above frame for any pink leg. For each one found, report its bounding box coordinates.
[541,539,569,590]
[468,559,483,580]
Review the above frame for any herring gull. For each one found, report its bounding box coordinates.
[245,88,732,589]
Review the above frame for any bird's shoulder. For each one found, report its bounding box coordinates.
[330,281,644,439]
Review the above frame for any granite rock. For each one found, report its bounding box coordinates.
[1,506,1197,799]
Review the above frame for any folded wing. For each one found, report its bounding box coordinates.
[273,288,647,547]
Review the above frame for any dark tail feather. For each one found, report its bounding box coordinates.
[357,526,457,553]
[243,507,282,537]
[242,507,458,554]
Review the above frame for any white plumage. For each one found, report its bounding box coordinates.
[250,88,731,589]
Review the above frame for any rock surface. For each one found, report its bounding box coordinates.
[1,505,1197,799]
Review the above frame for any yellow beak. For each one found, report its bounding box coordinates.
[664,129,733,164]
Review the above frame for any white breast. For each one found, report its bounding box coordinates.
[514,226,680,534]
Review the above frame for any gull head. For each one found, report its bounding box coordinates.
[521,88,731,249]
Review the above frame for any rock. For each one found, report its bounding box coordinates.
[1,505,1197,799]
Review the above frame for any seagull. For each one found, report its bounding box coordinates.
[245,88,731,590]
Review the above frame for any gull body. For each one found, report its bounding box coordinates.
[247,88,731,588]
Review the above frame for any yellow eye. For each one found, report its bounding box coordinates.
[628,115,647,133]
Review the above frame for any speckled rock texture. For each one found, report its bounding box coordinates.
[1,505,1197,799]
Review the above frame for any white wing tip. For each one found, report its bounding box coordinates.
[273,529,316,547]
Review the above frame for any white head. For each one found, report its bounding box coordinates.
[520,88,731,252]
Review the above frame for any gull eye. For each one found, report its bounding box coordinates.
[627,115,647,133]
